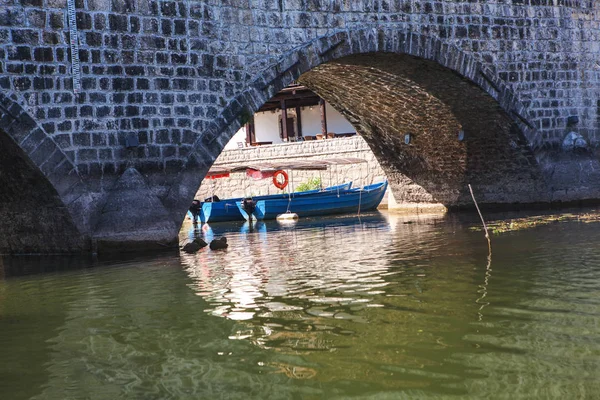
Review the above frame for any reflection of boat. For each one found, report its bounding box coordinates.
[240,221,267,234]
[237,181,388,221]
[189,182,353,224]
[196,211,388,238]
[258,211,387,232]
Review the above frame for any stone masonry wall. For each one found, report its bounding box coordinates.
[2,0,600,252]
[0,0,599,179]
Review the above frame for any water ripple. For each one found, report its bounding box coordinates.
[1,212,600,398]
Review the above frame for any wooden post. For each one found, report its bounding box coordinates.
[280,99,289,141]
[319,98,328,139]
[245,122,251,146]
[245,117,255,146]
[295,105,302,140]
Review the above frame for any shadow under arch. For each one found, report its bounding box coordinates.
[0,92,88,253]
[172,28,546,217]
[298,52,546,207]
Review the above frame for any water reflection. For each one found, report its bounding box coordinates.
[183,213,394,322]
[1,211,600,398]
[179,212,600,396]
[180,212,482,362]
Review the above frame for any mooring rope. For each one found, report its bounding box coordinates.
[286,169,292,213]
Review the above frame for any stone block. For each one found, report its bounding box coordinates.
[7,113,37,144]
[57,120,72,132]
[8,45,31,61]
[77,148,98,163]
[40,149,66,176]
[76,11,92,30]
[47,107,62,119]
[19,127,46,154]
[112,77,134,91]
[12,29,39,45]
[108,13,128,32]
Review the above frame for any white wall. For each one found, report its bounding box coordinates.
[223,126,247,150]
[223,102,356,149]
[254,111,283,144]
[302,103,355,136]
[300,106,322,137]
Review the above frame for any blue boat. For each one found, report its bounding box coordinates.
[236,181,388,221]
[200,199,245,223]
[187,200,245,224]
[188,182,353,224]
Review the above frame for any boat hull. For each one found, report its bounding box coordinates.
[202,201,245,223]
[238,181,387,221]
[192,182,353,223]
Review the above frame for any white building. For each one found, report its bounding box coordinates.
[224,84,357,150]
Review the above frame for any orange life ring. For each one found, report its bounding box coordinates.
[273,170,288,190]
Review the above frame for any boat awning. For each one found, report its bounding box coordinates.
[320,157,368,165]
[205,166,231,179]
[206,158,367,177]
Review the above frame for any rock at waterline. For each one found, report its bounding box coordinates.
[562,131,588,152]
[209,237,228,250]
[180,238,208,253]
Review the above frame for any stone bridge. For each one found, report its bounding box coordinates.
[1,0,600,254]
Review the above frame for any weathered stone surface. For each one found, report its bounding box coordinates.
[562,131,588,152]
[93,167,178,250]
[0,1,598,174]
[299,53,546,206]
[0,127,86,254]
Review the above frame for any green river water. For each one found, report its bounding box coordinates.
[1,211,599,399]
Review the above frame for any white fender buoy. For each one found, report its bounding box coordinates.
[276,213,298,222]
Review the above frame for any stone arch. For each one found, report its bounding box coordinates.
[172,27,545,214]
[194,28,540,155]
[0,92,88,253]
[298,52,546,207]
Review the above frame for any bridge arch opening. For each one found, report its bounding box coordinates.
[0,128,84,254]
[296,52,544,208]
[191,84,387,207]
[177,29,549,230]
[186,50,544,230]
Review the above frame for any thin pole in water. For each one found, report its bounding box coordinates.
[468,184,492,255]
[469,183,492,321]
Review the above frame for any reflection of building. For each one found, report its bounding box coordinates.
[224,84,357,150]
